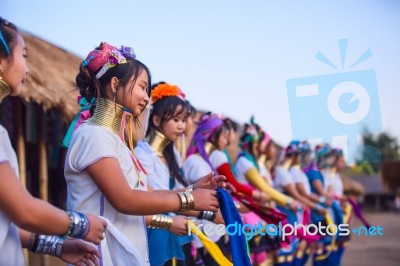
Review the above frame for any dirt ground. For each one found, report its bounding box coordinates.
[27,211,400,266]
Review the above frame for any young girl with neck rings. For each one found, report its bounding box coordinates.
[65,43,225,265]
[135,82,200,266]
[0,17,106,265]
[235,121,299,210]
[185,113,238,266]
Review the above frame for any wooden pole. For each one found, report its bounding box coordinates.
[15,99,29,265]
[38,110,50,266]
[15,99,27,187]
[38,112,48,202]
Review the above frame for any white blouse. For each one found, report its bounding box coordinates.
[290,166,311,195]
[184,154,223,247]
[234,156,254,185]
[65,124,149,265]
[0,125,25,266]
[134,140,185,190]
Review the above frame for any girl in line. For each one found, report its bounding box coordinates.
[0,17,107,266]
[186,113,254,266]
[65,42,225,265]
[208,117,277,266]
[135,82,202,266]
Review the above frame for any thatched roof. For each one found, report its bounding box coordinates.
[20,32,81,121]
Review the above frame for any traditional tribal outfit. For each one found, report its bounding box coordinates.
[65,43,150,265]
[135,83,192,266]
[0,142,24,265]
[65,98,149,265]
[234,123,295,266]
[0,79,25,265]
[185,116,227,266]
[135,134,192,266]
[186,114,251,266]
[303,144,343,266]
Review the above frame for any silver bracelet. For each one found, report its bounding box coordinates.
[201,211,217,221]
[319,196,326,203]
[66,211,90,239]
[186,184,194,192]
[33,235,64,257]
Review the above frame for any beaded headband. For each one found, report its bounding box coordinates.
[151,83,185,103]
[82,42,136,79]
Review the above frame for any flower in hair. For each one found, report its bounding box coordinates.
[151,83,185,103]
[120,46,136,59]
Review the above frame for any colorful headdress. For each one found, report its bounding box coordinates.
[81,42,136,79]
[332,147,343,157]
[314,143,333,168]
[261,131,271,146]
[285,140,301,156]
[187,114,223,169]
[298,140,311,154]
[315,143,332,157]
[240,116,263,148]
[151,83,185,103]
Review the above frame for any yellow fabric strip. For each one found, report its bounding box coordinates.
[343,202,352,224]
[324,213,336,234]
[245,167,291,205]
[187,221,233,266]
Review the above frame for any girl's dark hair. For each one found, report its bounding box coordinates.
[223,117,239,132]
[185,100,197,118]
[205,118,230,149]
[76,57,151,103]
[240,123,258,156]
[0,18,19,59]
[147,82,190,187]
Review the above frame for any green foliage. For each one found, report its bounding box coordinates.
[356,130,400,174]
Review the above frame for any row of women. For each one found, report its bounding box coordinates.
[0,18,367,266]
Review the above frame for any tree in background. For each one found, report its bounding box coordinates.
[355,130,400,174]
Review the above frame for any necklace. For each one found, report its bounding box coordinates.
[0,80,11,103]
[257,154,267,167]
[88,97,147,188]
[149,130,171,157]
[205,142,216,155]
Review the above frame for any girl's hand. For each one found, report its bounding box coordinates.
[191,189,220,212]
[212,211,225,225]
[169,216,189,236]
[253,190,271,204]
[194,172,226,190]
[60,239,100,266]
[83,214,107,245]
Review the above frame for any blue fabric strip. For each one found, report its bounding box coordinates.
[216,188,251,266]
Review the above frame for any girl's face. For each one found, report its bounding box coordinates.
[335,156,345,171]
[228,129,236,145]
[267,142,277,158]
[258,140,267,154]
[217,128,230,150]
[1,34,29,96]
[159,107,187,142]
[116,69,149,116]
[301,152,312,167]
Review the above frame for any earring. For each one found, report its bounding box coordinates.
[113,87,117,102]
[0,66,3,80]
